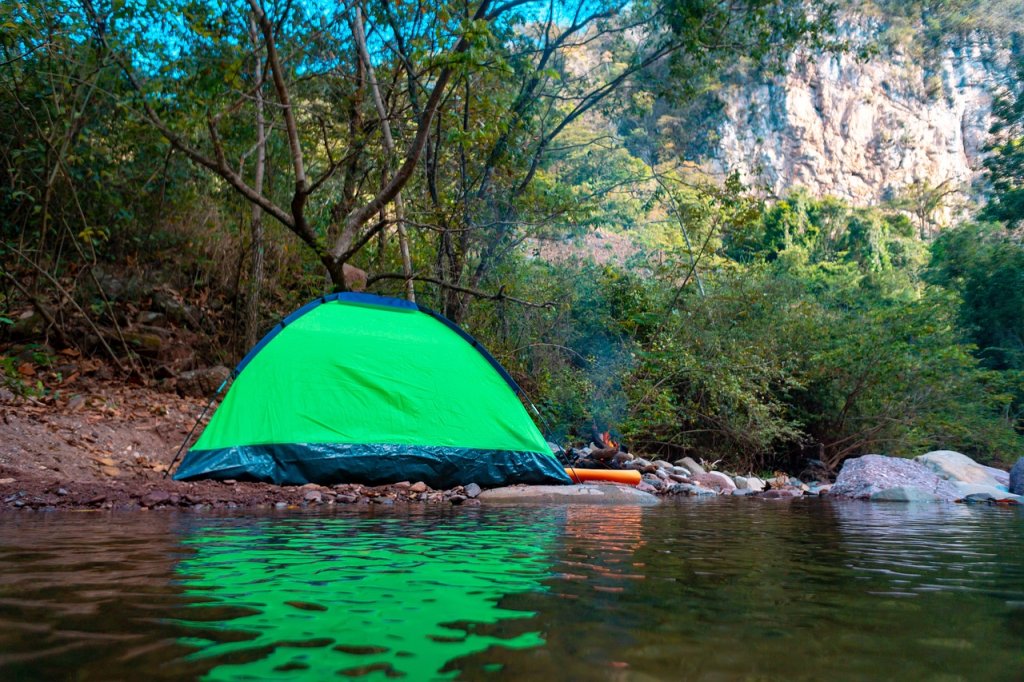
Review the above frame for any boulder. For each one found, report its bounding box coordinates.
[1010,458,1024,496]
[830,454,960,502]
[870,487,944,503]
[478,484,659,505]
[915,451,1007,488]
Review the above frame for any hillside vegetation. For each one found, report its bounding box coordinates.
[1,0,1021,473]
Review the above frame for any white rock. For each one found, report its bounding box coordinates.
[677,457,705,475]
[952,482,1021,502]
[744,476,766,492]
[915,450,1007,488]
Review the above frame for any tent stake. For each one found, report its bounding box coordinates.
[164,377,230,479]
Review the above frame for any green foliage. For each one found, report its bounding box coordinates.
[981,59,1024,228]
[474,186,1022,473]
[930,222,1024,370]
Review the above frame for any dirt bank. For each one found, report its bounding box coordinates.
[0,376,477,511]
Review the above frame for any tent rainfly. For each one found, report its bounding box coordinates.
[172,292,571,489]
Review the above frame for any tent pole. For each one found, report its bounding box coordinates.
[164,377,230,479]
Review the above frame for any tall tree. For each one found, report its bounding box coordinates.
[87,0,509,289]
[982,58,1024,227]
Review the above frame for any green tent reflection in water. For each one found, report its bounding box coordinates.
[172,512,556,680]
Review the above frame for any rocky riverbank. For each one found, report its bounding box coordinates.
[1,375,1020,511]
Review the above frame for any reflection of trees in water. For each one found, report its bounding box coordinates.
[174,511,559,680]
[460,500,1024,680]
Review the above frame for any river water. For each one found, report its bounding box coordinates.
[1,498,1022,680]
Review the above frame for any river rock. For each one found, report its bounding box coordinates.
[915,450,1008,488]
[142,490,172,507]
[692,472,734,493]
[870,486,944,503]
[464,483,482,498]
[642,474,665,491]
[830,455,960,502]
[1010,458,1024,496]
[735,475,766,492]
[704,471,737,491]
[762,489,802,499]
[478,484,659,505]
[177,365,231,398]
[677,457,705,475]
[666,483,716,497]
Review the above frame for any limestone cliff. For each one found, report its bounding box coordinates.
[711,21,1018,210]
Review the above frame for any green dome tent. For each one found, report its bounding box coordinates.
[172,292,571,488]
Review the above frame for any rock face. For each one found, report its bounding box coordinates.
[915,450,1007,488]
[830,454,960,501]
[713,19,1015,215]
[1011,458,1024,496]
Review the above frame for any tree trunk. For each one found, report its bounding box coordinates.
[245,13,267,350]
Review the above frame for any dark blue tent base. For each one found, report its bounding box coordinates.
[173,442,571,489]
